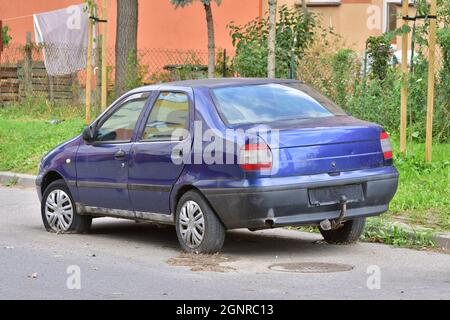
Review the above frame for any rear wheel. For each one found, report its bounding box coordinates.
[320,218,365,244]
[175,191,225,253]
[41,179,92,234]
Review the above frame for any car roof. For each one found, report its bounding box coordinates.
[128,78,300,93]
[165,78,299,88]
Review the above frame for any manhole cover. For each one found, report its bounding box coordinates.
[268,262,353,273]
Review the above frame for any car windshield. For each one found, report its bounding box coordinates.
[211,83,344,125]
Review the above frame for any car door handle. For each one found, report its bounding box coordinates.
[114,149,126,160]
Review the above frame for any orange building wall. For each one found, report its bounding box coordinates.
[261,0,382,51]
[260,0,417,52]
[0,0,260,52]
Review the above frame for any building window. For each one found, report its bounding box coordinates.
[387,2,398,32]
[384,0,414,32]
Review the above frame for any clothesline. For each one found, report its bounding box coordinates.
[1,3,93,22]
[1,13,35,22]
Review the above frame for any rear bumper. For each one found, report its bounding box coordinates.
[198,167,399,230]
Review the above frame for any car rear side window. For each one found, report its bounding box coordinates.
[141,92,189,141]
[211,83,337,125]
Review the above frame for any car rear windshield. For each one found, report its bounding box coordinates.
[211,83,346,125]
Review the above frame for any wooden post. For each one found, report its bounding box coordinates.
[425,0,437,162]
[24,32,33,97]
[101,0,108,111]
[85,6,94,125]
[267,0,277,78]
[0,20,3,65]
[96,35,102,111]
[49,76,54,103]
[400,0,409,155]
[0,20,3,105]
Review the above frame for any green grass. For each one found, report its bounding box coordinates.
[361,217,436,249]
[0,100,86,174]
[0,118,85,174]
[387,137,449,231]
[0,102,448,232]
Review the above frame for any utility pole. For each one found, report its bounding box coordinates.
[101,0,108,111]
[85,4,94,125]
[400,0,409,155]
[425,0,437,162]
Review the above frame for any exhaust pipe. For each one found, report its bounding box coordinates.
[320,219,332,231]
[265,219,274,228]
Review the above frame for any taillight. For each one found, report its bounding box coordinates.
[380,131,393,161]
[239,142,273,172]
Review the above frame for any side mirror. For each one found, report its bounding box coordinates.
[82,126,95,142]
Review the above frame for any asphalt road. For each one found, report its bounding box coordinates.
[0,186,449,300]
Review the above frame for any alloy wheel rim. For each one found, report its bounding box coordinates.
[45,190,74,232]
[179,201,205,248]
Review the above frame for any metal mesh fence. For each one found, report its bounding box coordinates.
[0,42,221,107]
[297,38,446,101]
[0,37,446,113]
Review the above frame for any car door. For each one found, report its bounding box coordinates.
[76,92,151,212]
[128,90,193,218]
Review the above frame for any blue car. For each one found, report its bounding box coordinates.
[37,78,398,253]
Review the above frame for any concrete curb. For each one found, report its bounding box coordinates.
[0,171,448,250]
[385,221,450,251]
[432,233,450,250]
[0,171,36,188]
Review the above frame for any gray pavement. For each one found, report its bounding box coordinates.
[0,186,449,300]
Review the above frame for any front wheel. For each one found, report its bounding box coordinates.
[41,179,92,234]
[319,218,366,244]
[175,191,225,253]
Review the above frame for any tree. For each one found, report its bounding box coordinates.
[267,0,277,78]
[171,0,222,78]
[115,0,139,97]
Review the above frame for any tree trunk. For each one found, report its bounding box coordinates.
[301,0,307,11]
[267,0,277,78]
[204,3,215,78]
[115,0,138,97]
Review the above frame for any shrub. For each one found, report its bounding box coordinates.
[228,5,316,78]
[366,34,393,81]
[331,49,360,107]
[1,25,12,46]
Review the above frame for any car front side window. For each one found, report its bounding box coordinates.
[95,94,149,143]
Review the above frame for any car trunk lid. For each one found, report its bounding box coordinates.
[257,116,385,177]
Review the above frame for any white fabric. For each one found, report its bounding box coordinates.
[33,3,95,76]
